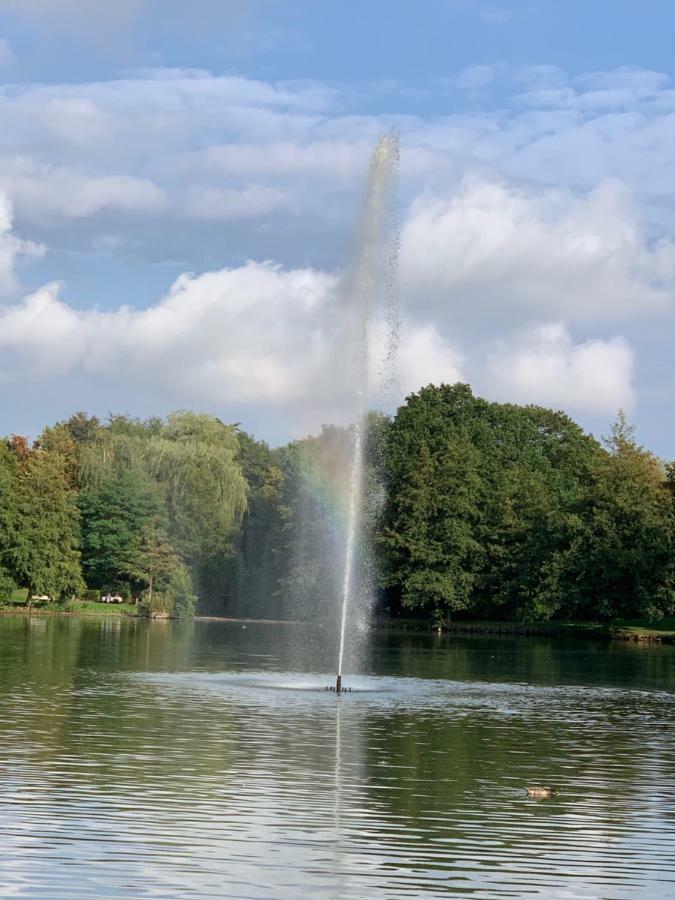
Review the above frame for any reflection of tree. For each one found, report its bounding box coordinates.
[1,620,674,897]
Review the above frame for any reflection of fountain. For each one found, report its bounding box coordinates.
[335,133,399,694]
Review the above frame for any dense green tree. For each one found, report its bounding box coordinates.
[553,413,675,621]
[152,411,247,564]
[5,444,84,605]
[164,562,199,618]
[125,521,179,609]
[2,396,674,625]
[380,384,604,621]
[79,471,166,590]
[474,403,602,620]
[64,411,101,445]
[381,420,483,617]
[276,424,356,618]
[77,410,248,611]
[0,443,18,601]
[218,431,286,616]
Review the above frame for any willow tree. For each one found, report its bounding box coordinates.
[77,411,248,608]
[146,412,248,562]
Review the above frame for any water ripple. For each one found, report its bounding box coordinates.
[0,619,674,898]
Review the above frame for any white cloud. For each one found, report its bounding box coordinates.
[398,323,464,397]
[369,318,464,404]
[485,322,634,414]
[0,263,333,406]
[194,140,372,180]
[0,38,12,65]
[0,192,43,297]
[0,63,674,437]
[0,247,466,430]
[400,176,675,321]
[0,163,168,220]
[184,184,289,220]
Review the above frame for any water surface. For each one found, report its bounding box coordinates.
[0,615,674,898]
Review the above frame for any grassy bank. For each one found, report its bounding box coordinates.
[2,590,139,617]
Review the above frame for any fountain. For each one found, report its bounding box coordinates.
[334,132,399,693]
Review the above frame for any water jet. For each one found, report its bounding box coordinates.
[334,131,399,694]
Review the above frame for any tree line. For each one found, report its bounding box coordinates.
[1,384,673,623]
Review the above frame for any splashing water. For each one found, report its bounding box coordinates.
[336,132,399,693]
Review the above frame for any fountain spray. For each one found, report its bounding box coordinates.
[335,132,399,694]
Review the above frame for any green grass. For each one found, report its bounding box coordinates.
[610,617,675,638]
[2,590,139,616]
[70,600,139,616]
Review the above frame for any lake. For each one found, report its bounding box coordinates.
[0,615,674,898]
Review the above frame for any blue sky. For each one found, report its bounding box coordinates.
[1,0,675,452]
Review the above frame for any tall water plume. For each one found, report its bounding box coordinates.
[335,132,399,691]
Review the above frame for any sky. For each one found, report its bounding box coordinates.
[1,0,675,451]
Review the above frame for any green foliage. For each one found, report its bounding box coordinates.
[1,396,673,626]
[4,443,84,604]
[553,415,675,621]
[216,431,286,616]
[79,471,165,589]
[276,424,356,616]
[381,388,486,615]
[379,385,673,623]
[125,521,179,601]
[64,411,101,445]
[165,563,198,618]
[0,568,17,604]
[76,411,247,610]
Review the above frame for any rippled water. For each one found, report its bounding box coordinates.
[0,616,674,898]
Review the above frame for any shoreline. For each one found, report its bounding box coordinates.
[376,617,675,644]
[2,606,674,643]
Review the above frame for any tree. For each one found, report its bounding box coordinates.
[150,411,248,565]
[276,424,358,620]
[219,431,286,616]
[554,413,675,621]
[379,384,603,622]
[77,411,248,610]
[64,411,101,445]
[5,444,84,604]
[0,443,18,602]
[78,471,166,590]
[165,562,198,618]
[381,425,483,617]
[125,521,179,608]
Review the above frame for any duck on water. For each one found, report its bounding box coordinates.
[526,786,558,798]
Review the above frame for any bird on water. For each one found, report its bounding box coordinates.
[525,786,558,798]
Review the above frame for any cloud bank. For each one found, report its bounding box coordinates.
[486,323,635,413]
[2,63,673,435]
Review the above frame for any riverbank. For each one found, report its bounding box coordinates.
[3,596,675,643]
[379,617,675,644]
[2,592,139,617]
